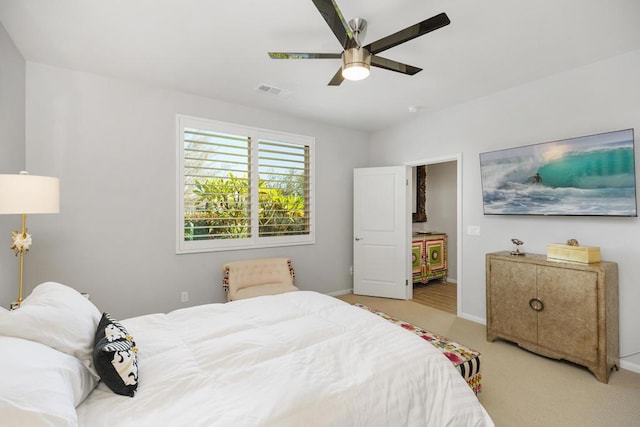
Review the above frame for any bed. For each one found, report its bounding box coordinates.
[0,282,493,426]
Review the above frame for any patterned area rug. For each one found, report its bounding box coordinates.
[355,303,482,394]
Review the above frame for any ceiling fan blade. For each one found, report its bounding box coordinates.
[371,55,422,75]
[268,52,342,59]
[312,0,353,49]
[365,12,450,55]
[328,67,345,86]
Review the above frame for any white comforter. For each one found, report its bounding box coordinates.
[77,291,493,426]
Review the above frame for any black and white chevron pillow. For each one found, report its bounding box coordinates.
[93,312,139,397]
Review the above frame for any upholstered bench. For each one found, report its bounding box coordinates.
[222,258,298,301]
[355,304,482,394]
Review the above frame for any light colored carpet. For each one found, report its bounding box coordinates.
[412,281,457,314]
[337,293,640,427]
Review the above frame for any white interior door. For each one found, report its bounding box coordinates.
[353,166,411,299]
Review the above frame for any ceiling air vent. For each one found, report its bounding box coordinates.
[256,83,289,97]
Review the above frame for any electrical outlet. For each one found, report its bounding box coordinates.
[181,291,189,302]
[467,225,481,235]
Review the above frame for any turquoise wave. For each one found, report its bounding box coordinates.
[480,129,637,215]
[536,147,635,189]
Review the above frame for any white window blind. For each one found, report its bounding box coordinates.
[177,115,315,253]
[258,139,310,237]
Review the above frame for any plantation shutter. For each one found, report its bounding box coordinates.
[258,140,311,237]
[178,115,315,253]
[183,128,251,240]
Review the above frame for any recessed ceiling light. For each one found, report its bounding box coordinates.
[408,106,419,113]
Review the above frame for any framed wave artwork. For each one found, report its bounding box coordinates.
[479,128,637,216]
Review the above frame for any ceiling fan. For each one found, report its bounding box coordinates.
[268,0,450,86]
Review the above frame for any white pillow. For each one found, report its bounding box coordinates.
[0,282,101,377]
[0,336,98,426]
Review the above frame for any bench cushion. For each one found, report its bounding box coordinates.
[234,283,299,300]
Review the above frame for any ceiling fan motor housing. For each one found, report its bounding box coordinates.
[348,18,368,46]
[342,47,371,80]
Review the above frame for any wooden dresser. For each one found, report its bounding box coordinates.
[485,251,618,383]
[412,233,447,283]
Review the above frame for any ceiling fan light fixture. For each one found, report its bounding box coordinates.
[342,63,370,81]
[342,48,371,81]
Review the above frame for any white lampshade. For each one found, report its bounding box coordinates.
[0,172,60,214]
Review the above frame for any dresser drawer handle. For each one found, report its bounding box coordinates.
[529,298,544,312]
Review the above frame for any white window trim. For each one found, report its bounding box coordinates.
[176,114,315,254]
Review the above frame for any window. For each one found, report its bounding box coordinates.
[177,115,315,253]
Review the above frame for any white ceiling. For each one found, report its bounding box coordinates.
[1,0,640,132]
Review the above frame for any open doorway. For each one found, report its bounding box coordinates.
[408,155,461,315]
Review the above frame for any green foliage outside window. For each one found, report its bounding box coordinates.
[184,173,307,240]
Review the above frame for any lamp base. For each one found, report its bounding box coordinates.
[10,300,22,310]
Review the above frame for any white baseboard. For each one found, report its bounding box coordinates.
[458,312,486,325]
[327,288,352,297]
[620,358,640,374]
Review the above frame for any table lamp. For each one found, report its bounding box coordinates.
[0,171,60,308]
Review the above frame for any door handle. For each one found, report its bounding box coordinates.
[529,298,544,312]
[355,236,363,241]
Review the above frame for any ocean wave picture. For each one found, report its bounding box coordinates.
[479,129,637,216]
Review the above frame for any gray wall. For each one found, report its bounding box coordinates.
[426,162,458,282]
[370,49,640,369]
[0,23,25,304]
[21,63,369,319]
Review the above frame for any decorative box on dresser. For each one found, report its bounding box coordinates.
[485,251,618,383]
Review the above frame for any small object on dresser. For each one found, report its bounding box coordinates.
[510,238,525,256]
[547,242,601,264]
